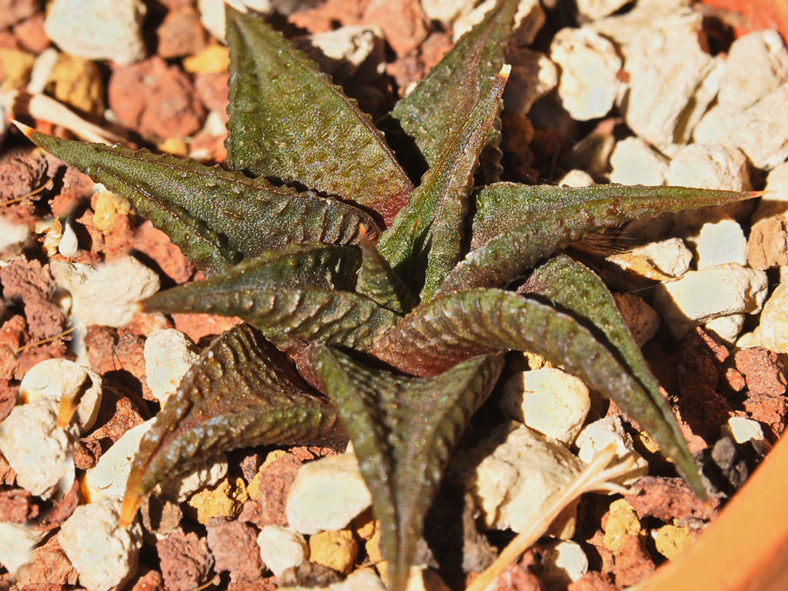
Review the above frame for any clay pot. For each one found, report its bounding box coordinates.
[638,432,788,591]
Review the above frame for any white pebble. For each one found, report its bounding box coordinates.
[144,329,199,407]
[45,0,147,65]
[575,0,633,20]
[257,525,307,577]
[703,313,745,344]
[84,419,154,502]
[455,422,584,532]
[198,0,272,41]
[613,293,660,347]
[19,358,102,433]
[696,219,748,269]
[0,217,30,250]
[453,0,544,45]
[50,256,160,328]
[303,26,384,83]
[654,263,768,338]
[667,144,751,191]
[558,169,594,187]
[694,84,788,170]
[629,237,693,278]
[0,399,76,499]
[59,498,143,591]
[157,456,229,502]
[504,48,557,115]
[0,522,47,574]
[574,418,648,486]
[58,217,80,257]
[541,539,589,589]
[723,416,766,445]
[286,452,372,535]
[609,137,669,186]
[420,0,468,23]
[500,368,590,444]
[718,30,788,110]
[618,10,717,149]
[550,27,621,121]
[737,279,788,353]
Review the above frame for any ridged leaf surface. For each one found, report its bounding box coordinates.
[390,0,517,168]
[447,183,758,291]
[225,8,413,223]
[121,324,338,525]
[378,68,508,299]
[521,255,703,494]
[373,288,704,495]
[25,130,378,275]
[143,245,400,351]
[311,346,503,591]
[356,236,416,315]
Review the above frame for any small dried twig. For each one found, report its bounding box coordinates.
[0,183,49,207]
[467,444,638,591]
[4,91,124,144]
[14,326,75,354]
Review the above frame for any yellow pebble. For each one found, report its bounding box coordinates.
[308,529,358,575]
[365,523,384,564]
[0,48,34,91]
[187,476,248,523]
[156,137,189,157]
[183,45,230,74]
[653,524,692,560]
[603,498,642,554]
[93,191,132,232]
[247,449,290,500]
[638,430,660,454]
[50,54,105,118]
[351,510,377,541]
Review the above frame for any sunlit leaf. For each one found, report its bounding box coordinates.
[121,324,339,526]
[446,183,758,291]
[521,255,704,494]
[310,345,503,591]
[373,288,704,496]
[356,235,416,315]
[377,67,509,299]
[390,0,517,169]
[143,244,400,352]
[24,129,378,275]
[225,7,413,223]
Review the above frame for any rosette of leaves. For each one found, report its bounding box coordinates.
[23,2,756,589]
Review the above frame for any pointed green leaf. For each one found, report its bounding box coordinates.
[444,183,758,292]
[377,67,509,299]
[310,345,503,591]
[24,130,379,275]
[522,255,704,494]
[143,245,400,352]
[225,8,413,223]
[373,288,704,496]
[356,235,416,315]
[122,323,339,523]
[390,0,517,168]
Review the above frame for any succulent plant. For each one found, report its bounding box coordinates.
[22,2,756,589]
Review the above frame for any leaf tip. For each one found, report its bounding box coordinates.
[12,119,34,138]
[119,489,141,529]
